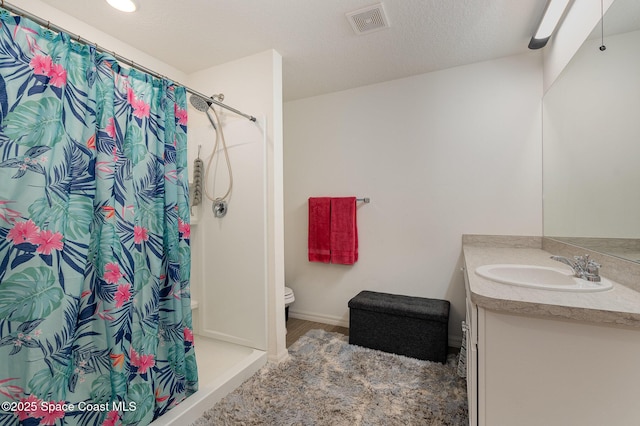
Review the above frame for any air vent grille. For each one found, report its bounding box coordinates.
[346,4,389,35]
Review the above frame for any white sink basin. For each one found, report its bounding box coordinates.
[475,264,613,292]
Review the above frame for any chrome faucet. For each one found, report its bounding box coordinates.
[550,254,601,282]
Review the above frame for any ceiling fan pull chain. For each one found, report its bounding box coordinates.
[599,0,606,51]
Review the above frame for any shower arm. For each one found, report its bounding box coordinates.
[200,93,256,122]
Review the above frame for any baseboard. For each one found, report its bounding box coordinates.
[289,310,349,328]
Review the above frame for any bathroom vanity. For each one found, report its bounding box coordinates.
[462,236,640,426]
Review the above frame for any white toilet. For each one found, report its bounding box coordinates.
[284,286,295,321]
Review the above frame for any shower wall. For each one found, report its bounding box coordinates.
[187,50,286,361]
[187,108,267,349]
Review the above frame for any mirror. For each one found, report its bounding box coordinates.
[543,0,640,263]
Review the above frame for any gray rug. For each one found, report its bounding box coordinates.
[192,329,468,425]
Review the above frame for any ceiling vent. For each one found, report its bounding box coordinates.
[346,3,390,35]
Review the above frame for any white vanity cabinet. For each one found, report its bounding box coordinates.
[463,268,477,426]
[464,266,640,426]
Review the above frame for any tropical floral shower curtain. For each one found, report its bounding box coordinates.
[0,9,197,426]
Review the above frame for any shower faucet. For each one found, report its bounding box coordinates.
[213,200,228,218]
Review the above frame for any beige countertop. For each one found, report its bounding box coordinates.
[463,245,640,327]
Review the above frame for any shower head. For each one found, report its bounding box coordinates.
[189,93,225,112]
[189,95,212,112]
[190,94,218,130]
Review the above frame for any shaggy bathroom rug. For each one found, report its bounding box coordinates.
[191,329,468,426]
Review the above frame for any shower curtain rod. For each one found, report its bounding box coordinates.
[0,1,257,122]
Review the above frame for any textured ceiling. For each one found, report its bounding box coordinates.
[35,0,548,101]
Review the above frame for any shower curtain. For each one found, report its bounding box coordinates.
[0,9,197,426]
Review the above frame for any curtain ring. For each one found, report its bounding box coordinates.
[46,21,51,30]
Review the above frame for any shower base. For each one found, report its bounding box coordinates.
[149,334,267,425]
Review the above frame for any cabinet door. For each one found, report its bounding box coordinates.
[482,310,640,425]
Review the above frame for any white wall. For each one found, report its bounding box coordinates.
[284,53,543,345]
[187,50,286,362]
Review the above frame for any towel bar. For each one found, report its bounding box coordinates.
[356,198,370,203]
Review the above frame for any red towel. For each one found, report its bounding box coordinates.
[308,197,331,263]
[330,197,358,265]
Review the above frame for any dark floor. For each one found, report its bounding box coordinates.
[286,317,348,348]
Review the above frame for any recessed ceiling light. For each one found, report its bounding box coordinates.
[106,0,137,13]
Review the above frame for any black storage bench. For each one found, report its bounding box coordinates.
[348,290,450,363]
